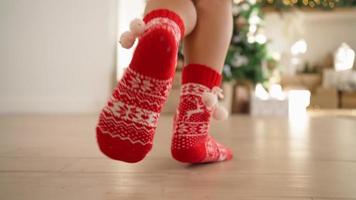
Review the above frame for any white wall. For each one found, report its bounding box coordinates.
[0,0,117,114]
[265,9,356,72]
[116,0,145,79]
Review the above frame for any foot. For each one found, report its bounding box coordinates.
[171,64,233,163]
[96,9,185,163]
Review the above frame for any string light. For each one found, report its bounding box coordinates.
[249,0,355,9]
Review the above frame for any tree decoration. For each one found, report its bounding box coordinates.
[224,0,272,85]
[260,0,356,10]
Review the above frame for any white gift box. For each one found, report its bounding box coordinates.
[323,69,356,91]
[251,95,289,116]
[251,85,311,117]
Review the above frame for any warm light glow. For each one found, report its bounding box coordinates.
[269,84,286,100]
[291,39,308,56]
[334,43,355,72]
[255,83,269,100]
[247,35,256,44]
[271,52,281,61]
[249,15,261,25]
[249,24,258,34]
[256,34,267,44]
[288,90,311,118]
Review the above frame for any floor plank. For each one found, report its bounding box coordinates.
[0,114,355,199]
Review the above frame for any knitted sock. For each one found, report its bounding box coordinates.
[171,64,233,163]
[96,9,185,163]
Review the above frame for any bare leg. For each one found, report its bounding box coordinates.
[145,0,197,36]
[184,0,233,71]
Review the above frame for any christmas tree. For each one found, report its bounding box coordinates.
[224,0,271,85]
[223,0,356,85]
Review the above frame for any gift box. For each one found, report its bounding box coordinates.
[310,87,339,109]
[221,83,234,114]
[281,74,322,92]
[250,86,311,117]
[250,95,289,116]
[232,83,252,114]
[323,69,342,89]
[323,69,356,91]
[341,91,356,109]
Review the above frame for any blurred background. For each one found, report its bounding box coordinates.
[1,1,356,199]
[0,0,355,116]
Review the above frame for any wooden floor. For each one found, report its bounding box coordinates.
[0,113,356,200]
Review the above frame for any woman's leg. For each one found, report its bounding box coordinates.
[184,0,232,71]
[97,0,197,163]
[171,0,234,163]
[145,0,197,36]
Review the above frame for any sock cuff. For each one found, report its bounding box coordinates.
[144,9,185,38]
[182,64,222,89]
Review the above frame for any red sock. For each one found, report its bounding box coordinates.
[171,64,233,163]
[96,9,185,163]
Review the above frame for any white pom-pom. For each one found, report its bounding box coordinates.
[130,18,146,37]
[213,105,228,121]
[202,92,218,107]
[119,31,135,49]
